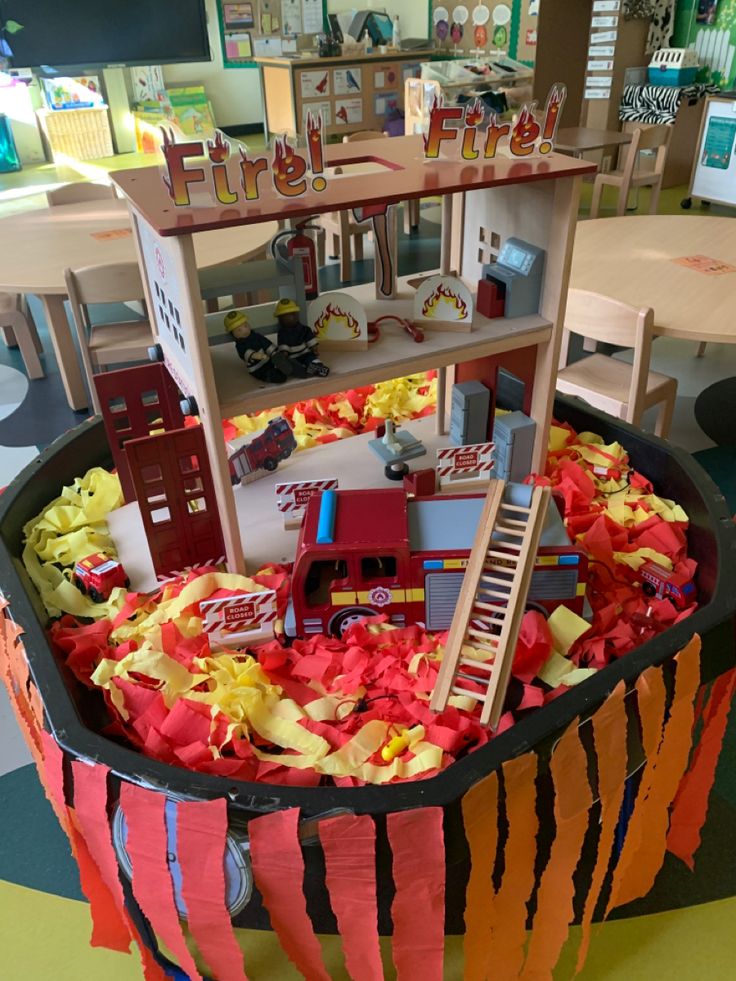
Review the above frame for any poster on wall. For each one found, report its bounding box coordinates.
[225,33,253,60]
[302,0,324,33]
[591,16,618,27]
[302,101,331,127]
[333,68,361,95]
[281,0,302,34]
[300,70,330,98]
[335,98,363,125]
[223,2,254,27]
[696,0,720,25]
[131,66,165,104]
[374,92,399,117]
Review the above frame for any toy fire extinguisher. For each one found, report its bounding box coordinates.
[269,220,320,300]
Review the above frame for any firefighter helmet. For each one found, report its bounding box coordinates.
[274,298,300,317]
[224,310,250,333]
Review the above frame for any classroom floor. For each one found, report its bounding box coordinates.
[0,152,734,980]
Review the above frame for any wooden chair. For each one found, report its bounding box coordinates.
[319,131,388,283]
[557,289,677,438]
[0,293,44,380]
[64,262,154,414]
[47,182,116,207]
[589,125,672,219]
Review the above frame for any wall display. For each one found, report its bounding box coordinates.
[591,16,618,27]
[589,45,615,56]
[697,0,720,25]
[300,70,330,98]
[587,59,614,70]
[585,87,611,98]
[218,0,326,68]
[225,34,253,59]
[301,0,324,33]
[585,75,613,86]
[302,100,331,127]
[593,0,621,9]
[333,68,361,95]
[335,98,363,126]
[223,2,255,26]
[281,0,302,33]
[131,66,166,104]
[590,30,618,42]
[689,97,736,207]
[374,92,399,117]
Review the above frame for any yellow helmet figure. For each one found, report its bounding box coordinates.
[274,298,300,317]
[224,310,250,333]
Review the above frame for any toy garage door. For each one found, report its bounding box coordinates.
[94,364,184,502]
[125,424,226,578]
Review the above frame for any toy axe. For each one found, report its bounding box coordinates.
[352,202,394,296]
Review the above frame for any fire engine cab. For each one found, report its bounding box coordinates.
[228,416,297,483]
[285,487,588,638]
[73,553,129,602]
[637,560,696,610]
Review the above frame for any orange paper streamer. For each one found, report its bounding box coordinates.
[119,781,203,981]
[522,722,593,980]
[667,667,736,869]
[0,612,43,767]
[461,771,499,981]
[319,813,383,981]
[575,681,627,973]
[248,808,330,981]
[487,754,539,981]
[607,636,701,911]
[387,807,446,981]
[177,798,250,981]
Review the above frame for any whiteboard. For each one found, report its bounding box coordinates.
[691,96,736,208]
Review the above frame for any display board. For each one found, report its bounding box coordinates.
[689,94,736,207]
[217,0,327,68]
[429,1,535,65]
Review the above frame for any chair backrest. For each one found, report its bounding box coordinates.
[47,182,116,207]
[637,124,671,175]
[342,130,389,143]
[65,262,146,313]
[560,288,655,420]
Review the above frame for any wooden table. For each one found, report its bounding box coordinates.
[571,215,736,344]
[555,127,632,158]
[0,200,277,411]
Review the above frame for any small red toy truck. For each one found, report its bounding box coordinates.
[284,487,588,638]
[228,416,297,484]
[73,553,129,602]
[637,560,696,610]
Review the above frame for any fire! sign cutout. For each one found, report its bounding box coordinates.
[160,111,327,207]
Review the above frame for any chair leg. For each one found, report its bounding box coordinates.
[403,201,411,235]
[648,178,662,215]
[696,342,707,358]
[353,232,364,262]
[654,388,676,439]
[339,237,351,283]
[329,232,339,260]
[589,178,604,219]
[19,295,43,354]
[316,228,326,268]
[0,325,17,347]
[615,185,629,217]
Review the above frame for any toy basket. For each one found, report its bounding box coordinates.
[648,48,699,86]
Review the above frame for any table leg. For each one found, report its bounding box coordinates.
[40,294,89,411]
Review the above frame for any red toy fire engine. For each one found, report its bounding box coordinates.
[636,560,696,610]
[73,553,129,602]
[284,487,588,638]
[228,416,297,483]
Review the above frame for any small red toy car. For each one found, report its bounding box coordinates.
[637,560,695,610]
[73,553,129,602]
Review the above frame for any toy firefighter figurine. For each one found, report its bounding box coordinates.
[274,298,330,378]
[224,310,292,383]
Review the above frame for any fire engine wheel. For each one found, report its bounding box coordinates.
[75,578,86,596]
[642,581,657,597]
[330,607,375,638]
[88,587,103,603]
[263,457,278,472]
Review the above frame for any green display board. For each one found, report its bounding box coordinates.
[218,0,328,68]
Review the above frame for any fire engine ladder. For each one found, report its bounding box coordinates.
[430,479,551,728]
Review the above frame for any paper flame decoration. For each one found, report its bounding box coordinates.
[464,98,484,129]
[207,130,230,163]
[422,93,446,155]
[306,109,325,177]
[422,283,469,321]
[272,134,296,181]
[314,303,361,339]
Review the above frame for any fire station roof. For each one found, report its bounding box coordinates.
[302,488,409,550]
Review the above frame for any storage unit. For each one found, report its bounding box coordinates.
[449,380,491,446]
[490,410,536,483]
[36,106,113,162]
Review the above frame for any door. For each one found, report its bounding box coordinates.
[94,364,184,502]
[125,424,226,578]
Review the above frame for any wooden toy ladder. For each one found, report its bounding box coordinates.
[430,479,551,728]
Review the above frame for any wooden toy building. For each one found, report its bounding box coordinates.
[110,128,595,587]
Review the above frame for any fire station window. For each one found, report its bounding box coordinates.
[108,396,127,413]
[112,415,131,433]
[361,556,397,581]
[150,505,171,525]
[140,390,160,407]
[179,455,200,475]
[140,464,162,484]
[183,475,204,494]
[305,559,348,607]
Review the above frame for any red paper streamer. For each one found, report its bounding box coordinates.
[387,806,446,981]
[667,667,736,869]
[319,813,383,981]
[248,808,330,980]
[119,781,203,981]
[177,798,249,981]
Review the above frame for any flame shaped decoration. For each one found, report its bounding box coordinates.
[464,98,484,129]
[511,103,541,154]
[207,130,230,163]
[422,284,468,320]
[544,85,564,139]
[306,110,325,175]
[314,303,360,339]
[422,93,445,154]
[272,135,296,180]
[159,126,178,197]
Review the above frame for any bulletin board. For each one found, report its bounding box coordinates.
[217,0,327,68]
[429,1,536,65]
[689,94,736,208]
